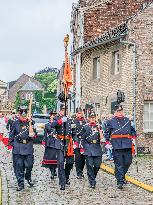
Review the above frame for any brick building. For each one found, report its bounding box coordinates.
[71,0,153,150]
[9,74,43,104]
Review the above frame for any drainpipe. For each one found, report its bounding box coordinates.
[120,39,137,131]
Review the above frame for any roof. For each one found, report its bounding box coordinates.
[8,80,17,89]
[19,80,44,92]
[72,22,128,55]
[9,73,43,91]
[0,80,7,84]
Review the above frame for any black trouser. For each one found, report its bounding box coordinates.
[56,150,74,186]
[74,148,85,176]
[113,149,132,185]
[13,154,34,187]
[86,156,102,186]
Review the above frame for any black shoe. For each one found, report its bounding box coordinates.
[77,175,82,179]
[60,185,65,190]
[27,180,34,187]
[66,179,70,185]
[117,184,123,190]
[77,173,84,179]
[81,174,84,178]
[16,186,24,191]
[123,179,127,184]
[89,185,95,189]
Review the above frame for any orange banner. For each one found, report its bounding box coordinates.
[63,51,72,98]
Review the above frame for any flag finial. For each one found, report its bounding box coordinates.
[64,34,69,50]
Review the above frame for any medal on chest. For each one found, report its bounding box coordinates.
[79,121,82,126]
[20,124,28,131]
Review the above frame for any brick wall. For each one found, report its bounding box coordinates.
[79,0,111,7]
[82,0,151,43]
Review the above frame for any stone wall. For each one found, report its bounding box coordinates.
[80,41,134,116]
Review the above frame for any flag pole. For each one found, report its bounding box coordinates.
[63,35,69,153]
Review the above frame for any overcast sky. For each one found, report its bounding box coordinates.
[0,0,77,82]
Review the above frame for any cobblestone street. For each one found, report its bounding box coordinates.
[0,142,153,205]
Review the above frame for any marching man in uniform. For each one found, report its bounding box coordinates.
[51,104,74,190]
[71,108,86,179]
[81,112,103,189]
[104,105,136,189]
[42,111,57,179]
[9,105,35,191]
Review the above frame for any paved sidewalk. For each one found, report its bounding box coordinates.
[0,142,153,205]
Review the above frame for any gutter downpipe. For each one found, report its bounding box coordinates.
[120,39,137,131]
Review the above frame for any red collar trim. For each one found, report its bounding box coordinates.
[19,117,28,122]
[89,122,96,126]
[77,117,85,121]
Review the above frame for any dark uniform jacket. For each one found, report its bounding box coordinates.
[9,119,34,155]
[44,121,63,150]
[71,117,86,147]
[104,116,136,150]
[51,115,73,152]
[82,123,102,157]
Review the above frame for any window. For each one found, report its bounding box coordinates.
[144,102,153,132]
[93,57,100,79]
[95,103,100,118]
[112,51,120,75]
[26,93,33,100]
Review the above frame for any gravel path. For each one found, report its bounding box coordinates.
[0,142,153,205]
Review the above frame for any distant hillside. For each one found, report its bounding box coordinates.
[35,67,58,75]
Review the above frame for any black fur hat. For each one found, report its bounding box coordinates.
[114,104,123,112]
[18,105,28,114]
[89,112,96,118]
[76,107,83,113]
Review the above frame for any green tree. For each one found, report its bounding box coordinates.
[34,72,57,112]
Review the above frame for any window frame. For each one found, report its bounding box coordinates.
[144,101,153,132]
[92,56,100,80]
[95,103,100,118]
[111,50,121,75]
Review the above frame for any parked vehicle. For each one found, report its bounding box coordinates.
[32,114,50,143]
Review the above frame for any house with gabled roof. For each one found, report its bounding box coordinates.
[71,0,153,150]
[8,73,43,103]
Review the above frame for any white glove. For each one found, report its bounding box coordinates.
[62,116,67,123]
[29,132,35,138]
[105,144,112,149]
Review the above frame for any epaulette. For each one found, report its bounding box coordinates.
[71,123,76,128]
